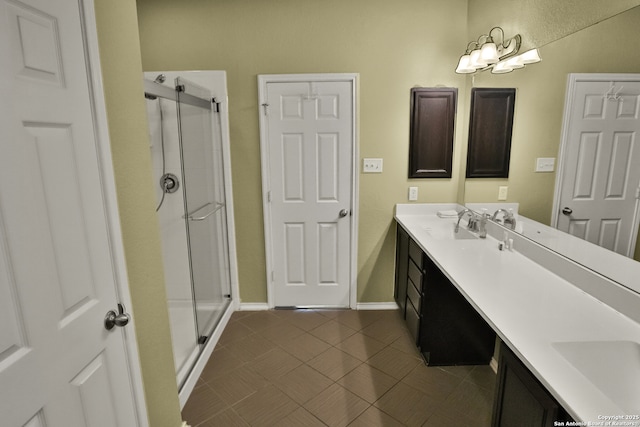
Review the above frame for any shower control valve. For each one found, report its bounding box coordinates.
[160,173,180,193]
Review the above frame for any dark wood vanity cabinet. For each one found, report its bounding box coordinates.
[394,225,409,316]
[492,342,573,427]
[394,224,495,365]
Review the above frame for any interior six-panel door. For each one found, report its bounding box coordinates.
[266,80,353,307]
[557,78,640,256]
[0,0,141,425]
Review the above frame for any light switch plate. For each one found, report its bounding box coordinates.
[363,158,383,173]
[535,157,555,172]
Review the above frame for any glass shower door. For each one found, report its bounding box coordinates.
[176,77,231,343]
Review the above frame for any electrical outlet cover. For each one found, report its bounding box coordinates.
[498,186,508,200]
[409,186,418,201]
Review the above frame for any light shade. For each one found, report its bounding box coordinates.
[504,55,524,69]
[455,54,475,74]
[518,48,541,64]
[479,42,499,64]
[491,61,513,74]
[469,49,487,68]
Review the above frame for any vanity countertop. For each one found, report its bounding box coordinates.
[395,203,640,423]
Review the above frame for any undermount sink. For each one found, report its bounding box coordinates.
[421,222,479,240]
[551,340,640,414]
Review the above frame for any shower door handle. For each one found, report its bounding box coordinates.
[104,303,130,330]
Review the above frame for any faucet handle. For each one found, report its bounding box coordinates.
[467,215,478,231]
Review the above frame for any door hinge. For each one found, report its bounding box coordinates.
[261,103,269,116]
[212,97,221,113]
[176,84,185,92]
[267,191,271,203]
[636,187,640,200]
[271,271,274,282]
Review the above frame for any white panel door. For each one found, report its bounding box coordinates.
[0,0,143,426]
[557,76,640,256]
[264,80,353,307]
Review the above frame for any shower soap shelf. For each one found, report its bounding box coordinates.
[184,202,225,221]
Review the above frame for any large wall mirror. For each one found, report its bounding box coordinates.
[460,5,640,293]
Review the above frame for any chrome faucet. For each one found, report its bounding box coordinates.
[491,208,516,230]
[455,209,477,233]
[456,209,489,238]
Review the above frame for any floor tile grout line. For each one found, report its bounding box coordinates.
[185,310,496,426]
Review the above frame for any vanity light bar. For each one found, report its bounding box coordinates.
[455,26,541,74]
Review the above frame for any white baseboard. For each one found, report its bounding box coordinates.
[239,302,399,311]
[239,302,270,311]
[238,301,398,311]
[356,302,399,310]
[180,422,190,427]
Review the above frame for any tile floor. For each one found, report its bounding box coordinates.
[182,309,496,427]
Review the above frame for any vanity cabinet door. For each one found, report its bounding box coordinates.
[420,254,495,365]
[394,225,409,316]
[395,223,495,365]
[492,342,572,427]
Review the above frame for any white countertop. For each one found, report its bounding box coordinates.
[395,204,640,423]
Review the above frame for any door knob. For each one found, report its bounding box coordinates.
[339,209,349,218]
[104,303,130,330]
[561,207,573,216]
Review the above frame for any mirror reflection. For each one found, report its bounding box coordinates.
[461,6,640,292]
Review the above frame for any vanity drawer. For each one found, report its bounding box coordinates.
[408,239,424,269]
[405,299,420,345]
[407,277,421,312]
[408,259,423,291]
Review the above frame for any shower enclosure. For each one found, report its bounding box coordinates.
[143,71,236,403]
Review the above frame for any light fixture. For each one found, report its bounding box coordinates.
[517,48,542,64]
[455,27,540,74]
[491,61,513,74]
[455,42,478,74]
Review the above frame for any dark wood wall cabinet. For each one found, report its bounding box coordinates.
[492,342,573,427]
[394,224,495,365]
[466,88,516,178]
[408,88,457,178]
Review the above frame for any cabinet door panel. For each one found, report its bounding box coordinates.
[408,260,422,291]
[394,226,409,316]
[408,238,424,268]
[406,278,421,312]
[409,88,457,178]
[405,299,421,345]
[466,88,516,178]
[492,342,563,427]
[420,256,495,365]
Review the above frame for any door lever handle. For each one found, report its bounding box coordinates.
[104,303,130,330]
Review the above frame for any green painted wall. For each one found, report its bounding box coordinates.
[468,0,640,52]
[136,0,470,303]
[465,6,640,261]
[90,1,640,425]
[94,1,183,426]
